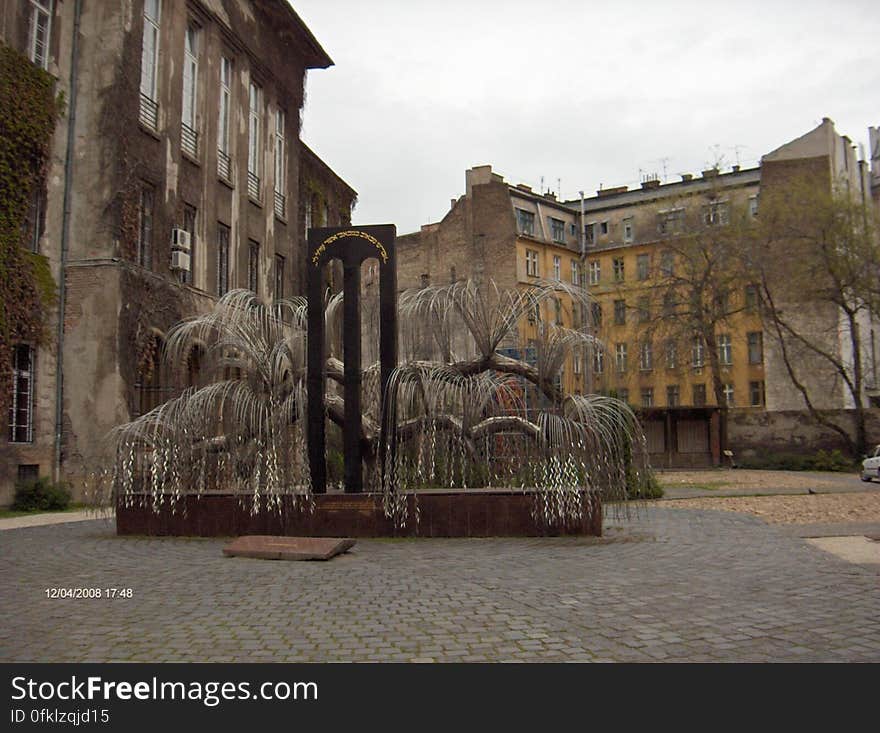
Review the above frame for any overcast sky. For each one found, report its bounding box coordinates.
[293,0,879,235]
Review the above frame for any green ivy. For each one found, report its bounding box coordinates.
[0,43,62,409]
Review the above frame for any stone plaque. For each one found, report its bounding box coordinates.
[223,535,356,561]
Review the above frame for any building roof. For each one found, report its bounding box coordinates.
[300,141,358,199]
[262,0,334,69]
[570,167,760,215]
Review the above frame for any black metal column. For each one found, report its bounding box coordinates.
[378,246,398,489]
[343,263,362,492]
[306,265,326,494]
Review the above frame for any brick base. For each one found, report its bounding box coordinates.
[116,491,602,538]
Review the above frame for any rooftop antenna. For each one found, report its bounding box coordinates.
[557,178,561,198]
[540,175,544,195]
[730,144,746,168]
[659,156,670,182]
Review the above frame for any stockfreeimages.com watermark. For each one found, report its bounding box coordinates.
[11,675,318,710]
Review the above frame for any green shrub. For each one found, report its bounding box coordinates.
[627,469,664,499]
[11,477,71,511]
[738,449,854,472]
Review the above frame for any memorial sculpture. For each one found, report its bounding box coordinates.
[96,226,652,535]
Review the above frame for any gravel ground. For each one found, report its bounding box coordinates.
[661,492,880,524]
[657,468,866,494]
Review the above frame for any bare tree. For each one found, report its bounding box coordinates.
[625,185,756,450]
[750,172,880,456]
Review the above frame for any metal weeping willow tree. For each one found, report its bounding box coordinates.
[96,225,653,532]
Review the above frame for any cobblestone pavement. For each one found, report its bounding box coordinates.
[1,507,878,663]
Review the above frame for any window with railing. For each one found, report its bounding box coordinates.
[247,171,260,201]
[139,0,161,131]
[274,109,286,218]
[181,123,198,158]
[181,24,199,157]
[247,81,263,201]
[217,56,232,179]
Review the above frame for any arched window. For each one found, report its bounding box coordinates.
[135,333,172,416]
[187,344,206,389]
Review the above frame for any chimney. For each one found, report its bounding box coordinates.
[732,165,740,173]
[701,168,719,179]
[641,179,661,190]
[597,185,628,198]
[515,183,532,193]
[681,173,693,182]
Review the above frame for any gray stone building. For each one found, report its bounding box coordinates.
[1,0,356,504]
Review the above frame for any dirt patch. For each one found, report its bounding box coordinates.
[662,492,880,524]
[657,469,858,492]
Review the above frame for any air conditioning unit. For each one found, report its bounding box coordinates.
[171,228,191,252]
[171,250,191,272]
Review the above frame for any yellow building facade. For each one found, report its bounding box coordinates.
[580,168,766,411]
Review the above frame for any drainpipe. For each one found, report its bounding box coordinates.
[578,190,585,257]
[54,0,82,483]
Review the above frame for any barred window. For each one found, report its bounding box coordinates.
[9,345,35,443]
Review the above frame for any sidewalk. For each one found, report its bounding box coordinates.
[0,510,114,531]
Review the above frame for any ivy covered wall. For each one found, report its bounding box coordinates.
[0,42,62,409]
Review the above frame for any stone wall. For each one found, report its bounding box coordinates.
[728,408,880,457]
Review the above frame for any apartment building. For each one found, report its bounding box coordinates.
[395,165,588,397]
[580,166,762,411]
[575,119,878,463]
[1,0,356,503]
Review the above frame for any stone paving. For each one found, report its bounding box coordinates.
[1,507,878,663]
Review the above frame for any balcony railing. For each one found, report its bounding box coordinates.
[247,171,261,202]
[274,190,286,219]
[139,94,158,130]
[217,150,231,181]
[181,123,198,158]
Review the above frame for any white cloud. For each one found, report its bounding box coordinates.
[294,0,879,233]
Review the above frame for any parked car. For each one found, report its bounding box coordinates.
[861,444,880,482]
